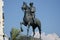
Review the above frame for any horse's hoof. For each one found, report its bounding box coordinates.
[21,29,23,32]
[21,28,23,32]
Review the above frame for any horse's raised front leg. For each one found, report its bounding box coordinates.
[20,22,24,32]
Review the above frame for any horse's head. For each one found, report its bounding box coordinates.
[21,2,27,11]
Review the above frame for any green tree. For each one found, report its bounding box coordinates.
[10,28,21,40]
[10,27,37,40]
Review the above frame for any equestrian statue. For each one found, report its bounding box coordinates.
[20,2,41,40]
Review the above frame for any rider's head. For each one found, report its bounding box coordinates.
[29,2,33,7]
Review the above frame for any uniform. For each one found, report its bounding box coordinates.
[30,3,36,23]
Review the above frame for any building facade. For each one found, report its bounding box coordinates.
[4,34,9,40]
[0,0,4,40]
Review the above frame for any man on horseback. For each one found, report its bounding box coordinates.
[20,2,41,39]
[29,2,36,23]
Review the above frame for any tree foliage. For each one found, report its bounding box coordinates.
[10,28,21,40]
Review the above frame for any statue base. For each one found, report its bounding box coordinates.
[18,35,41,40]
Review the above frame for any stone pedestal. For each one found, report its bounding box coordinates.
[17,35,40,40]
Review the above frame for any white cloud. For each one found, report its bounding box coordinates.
[31,32,60,40]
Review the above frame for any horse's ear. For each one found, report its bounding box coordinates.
[23,1,25,4]
[23,2,26,5]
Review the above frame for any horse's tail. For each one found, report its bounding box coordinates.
[36,18,41,40]
[38,22,41,40]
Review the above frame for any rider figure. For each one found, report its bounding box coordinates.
[29,2,36,23]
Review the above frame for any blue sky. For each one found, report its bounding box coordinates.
[4,0,60,37]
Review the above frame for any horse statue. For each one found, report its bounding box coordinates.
[20,2,41,39]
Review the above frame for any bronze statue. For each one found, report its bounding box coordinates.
[20,2,41,40]
[29,2,36,23]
